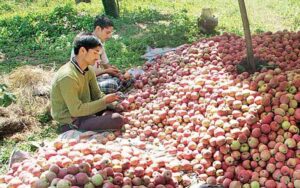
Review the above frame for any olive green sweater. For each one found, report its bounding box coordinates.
[50,62,107,124]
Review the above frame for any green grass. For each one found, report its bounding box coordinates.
[0,0,300,174]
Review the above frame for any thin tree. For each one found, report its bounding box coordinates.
[238,0,256,72]
[102,0,119,18]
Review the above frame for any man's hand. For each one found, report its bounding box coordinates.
[105,68,120,77]
[104,93,119,104]
[118,71,131,81]
[124,71,131,80]
[114,103,124,112]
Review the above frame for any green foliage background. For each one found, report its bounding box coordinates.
[0,0,299,73]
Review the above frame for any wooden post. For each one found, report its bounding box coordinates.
[238,0,256,72]
[102,0,119,18]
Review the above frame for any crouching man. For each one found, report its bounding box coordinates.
[50,32,124,132]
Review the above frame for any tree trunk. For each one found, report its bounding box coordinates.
[75,0,91,4]
[238,0,256,73]
[102,0,119,18]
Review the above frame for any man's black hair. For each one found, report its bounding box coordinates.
[73,32,102,55]
[94,15,114,29]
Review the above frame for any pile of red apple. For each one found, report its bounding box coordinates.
[1,30,300,188]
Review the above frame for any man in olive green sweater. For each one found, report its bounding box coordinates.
[51,33,124,132]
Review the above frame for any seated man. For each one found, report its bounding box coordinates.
[51,32,124,132]
[92,15,134,94]
[71,15,134,94]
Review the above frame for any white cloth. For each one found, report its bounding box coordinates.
[141,46,177,62]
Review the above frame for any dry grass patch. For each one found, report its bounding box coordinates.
[0,105,39,139]
[0,65,54,138]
